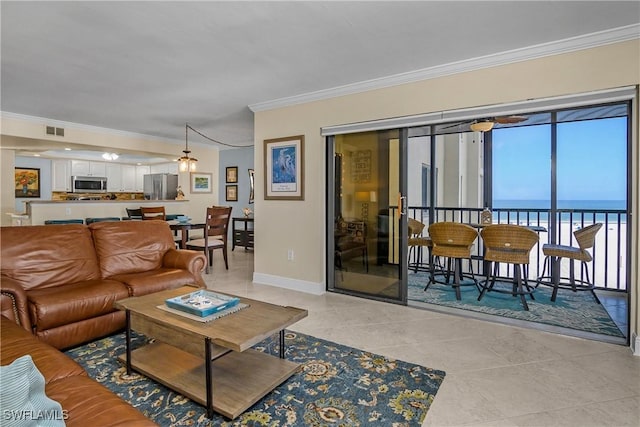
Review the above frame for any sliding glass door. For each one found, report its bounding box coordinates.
[327,129,407,303]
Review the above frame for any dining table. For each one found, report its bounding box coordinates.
[168,220,205,249]
[469,223,547,233]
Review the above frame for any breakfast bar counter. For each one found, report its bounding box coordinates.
[25,199,190,225]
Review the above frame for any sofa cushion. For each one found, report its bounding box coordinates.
[28,280,129,331]
[90,221,175,278]
[45,375,157,427]
[1,317,86,382]
[0,355,66,426]
[111,268,196,296]
[0,225,101,290]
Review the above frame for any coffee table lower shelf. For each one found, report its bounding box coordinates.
[118,341,299,419]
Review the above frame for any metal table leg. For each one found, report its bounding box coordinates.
[125,310,132,375]
[205,337,213,418]
[279,330,285,359]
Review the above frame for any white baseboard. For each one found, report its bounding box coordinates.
[632,332,640,356]
[253,272,326,295]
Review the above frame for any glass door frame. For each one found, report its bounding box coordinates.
[325,130,409,305]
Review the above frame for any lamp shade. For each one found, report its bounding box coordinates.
[470,121,494,132]
[355,191,370,202]
[355,191,377,202]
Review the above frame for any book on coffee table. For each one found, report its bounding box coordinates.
[165,290,240,317]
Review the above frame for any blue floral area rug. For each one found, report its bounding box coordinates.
[408,272,624,338]
[64,331,445,426]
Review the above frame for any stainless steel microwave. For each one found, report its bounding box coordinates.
[71,176,107,193]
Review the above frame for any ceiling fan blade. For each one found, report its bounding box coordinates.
[441,120,473,130]
[494,115,528,124]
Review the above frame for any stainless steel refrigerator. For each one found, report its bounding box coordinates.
[143,174,178,200]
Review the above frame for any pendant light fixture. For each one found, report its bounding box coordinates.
[178,123,198,172]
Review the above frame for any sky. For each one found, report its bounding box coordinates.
[492,116,627,204]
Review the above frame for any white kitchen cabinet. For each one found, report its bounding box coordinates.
[106,164,123,191]
[166,162,179,174]
[51,159,71,191]
[135,165,150,192]
[149,162,179,174]
[71,160,106,177]
[121,165,137,191]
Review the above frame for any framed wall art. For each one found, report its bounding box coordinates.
[264,135,304,200]
[225,185,238,202]
[15,167,41,198]
[226,166,238,183]
[190,172,212,193]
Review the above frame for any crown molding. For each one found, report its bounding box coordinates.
[249,24,640,112]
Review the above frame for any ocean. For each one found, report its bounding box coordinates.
[493,199,626,210]
[492,200,627,223]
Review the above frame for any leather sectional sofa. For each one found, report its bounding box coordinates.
[1,315,157,426]
[0,220,208,425]
[0,220,207,349]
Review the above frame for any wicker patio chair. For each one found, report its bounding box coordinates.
[477,224,539,310]
[408,218,433,274]
[537,223,602,303]
[427,222,479,300]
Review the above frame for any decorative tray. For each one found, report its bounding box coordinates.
[165,290,240,317]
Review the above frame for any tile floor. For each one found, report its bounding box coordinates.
[205,250,640,426]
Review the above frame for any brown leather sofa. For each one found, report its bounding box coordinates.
[0,220,207,349]
[1,315,157,426]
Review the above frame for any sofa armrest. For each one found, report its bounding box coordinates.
[0,277,31,330]
[162,249,207,288]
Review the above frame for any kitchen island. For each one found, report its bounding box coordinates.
[25,199,191,225]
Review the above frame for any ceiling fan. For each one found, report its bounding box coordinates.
[443,115,528,132]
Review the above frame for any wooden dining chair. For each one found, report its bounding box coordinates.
[140,206,166,220]
[477,224,539,310]
[186,206,232,273]
[125,208,142,220]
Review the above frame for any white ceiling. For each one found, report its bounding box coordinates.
[1,1,639,161]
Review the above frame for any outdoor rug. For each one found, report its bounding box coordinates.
[408,272,624,338]
[65,330,446,426]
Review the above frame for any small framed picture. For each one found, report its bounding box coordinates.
[190,172,212,193]
[226,185,238,202]
[15,167,41,198]
[226,166,238,183]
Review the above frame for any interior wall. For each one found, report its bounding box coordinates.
[253,40,640,348]
[218,147,255,238]
[13,156,53,212]
[0,115,221,225]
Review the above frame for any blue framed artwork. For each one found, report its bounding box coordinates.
[264,135,304,200]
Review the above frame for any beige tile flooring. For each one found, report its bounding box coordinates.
[205,250,640,426]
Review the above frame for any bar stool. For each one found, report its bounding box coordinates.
[85,217,121,224]
[477,224,539,310]
[537,223,602,304]
[44,219,84,225]
[408,218,432,273]
[426,222,479,300]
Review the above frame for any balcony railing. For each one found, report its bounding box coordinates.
[390,206,628,292]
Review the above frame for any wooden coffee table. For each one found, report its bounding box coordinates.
[114,286,308,419]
